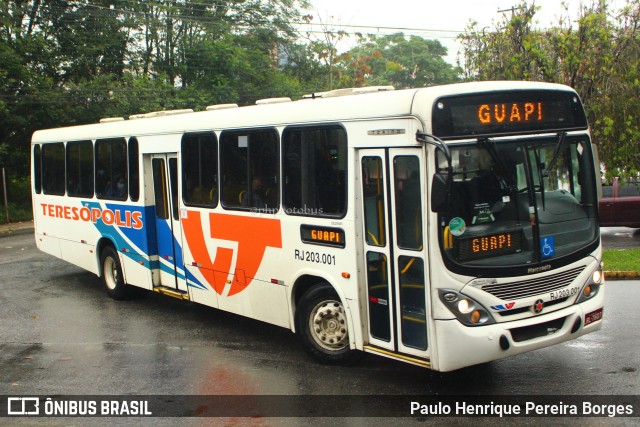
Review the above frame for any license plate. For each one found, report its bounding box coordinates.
[584,308,603,326]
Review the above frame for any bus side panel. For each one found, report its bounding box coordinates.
[59,239,98,275]
[119,252,153,290]
[184,265,218,309]
[219,275,290,329]
[34,197,100,272]
[34,196,157,289]
[114,205,156,290]
[281,217,360,338]
[233,246,289,328]
[35,232,62,260]
[181,209,290,328]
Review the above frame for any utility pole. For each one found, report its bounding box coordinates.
[2,168,9,223]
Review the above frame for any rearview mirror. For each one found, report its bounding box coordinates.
[431,172,449,213]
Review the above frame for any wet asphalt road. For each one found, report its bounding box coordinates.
[600,227,640,249]
[0,231,638,426]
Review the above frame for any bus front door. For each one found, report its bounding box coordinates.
[359,148,430,362]
[148,153,188,296]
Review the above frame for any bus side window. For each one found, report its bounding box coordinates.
[282,125,347,217]
[66,140,94,198]
[362,156,386,247]
[220,129,278,212]
[129,138,140,202]
[394,156,422,250]
[182,132,218,208]
[42,142,65,196]
[95,138,127,200]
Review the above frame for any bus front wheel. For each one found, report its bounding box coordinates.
[295,284,359,364]
[100,246,127,300]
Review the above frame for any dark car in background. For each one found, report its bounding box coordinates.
[599,177,640,228]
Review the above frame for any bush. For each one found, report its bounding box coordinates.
[0,175,33,224]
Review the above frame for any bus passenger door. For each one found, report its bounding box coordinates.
[149,153,188,295]
[359,148,430,360]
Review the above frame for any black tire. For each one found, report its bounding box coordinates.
[295,284,361,365]
[100,246,128,300]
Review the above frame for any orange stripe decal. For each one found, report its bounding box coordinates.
[182,211,282,296]
[209,213,282,296]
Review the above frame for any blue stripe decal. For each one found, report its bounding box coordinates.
[85,201,206,291]
[186,268,207,290]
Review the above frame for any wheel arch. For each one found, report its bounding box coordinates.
[96,237,117,277]
[289,273,351,336]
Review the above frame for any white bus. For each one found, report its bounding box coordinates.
[31,81,604,371]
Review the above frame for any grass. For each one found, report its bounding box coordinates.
[603,248,640,273]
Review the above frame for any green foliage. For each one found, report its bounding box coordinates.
[0,174,32,224]
[337,33,461,88]
[460,0,640,179]
[0,0,312,176]
[0,203,33,224]
[0,0,459,185]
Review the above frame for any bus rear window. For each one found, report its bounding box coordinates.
[33,145,42,194]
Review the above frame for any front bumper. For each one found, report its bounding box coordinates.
[433,289,604,372]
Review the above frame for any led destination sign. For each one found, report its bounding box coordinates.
[300,224,346,248]
[477,102,543,125]
[432,90,588,139]
[456,231,523,261]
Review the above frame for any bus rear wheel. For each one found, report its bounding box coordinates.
[101,246,127,300]
[295,284,359,364]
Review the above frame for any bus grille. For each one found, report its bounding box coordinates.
[481,266,586,300]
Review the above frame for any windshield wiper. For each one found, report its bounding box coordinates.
[537,132,568,212]
[534,148,546,211]
[543,132,568,177]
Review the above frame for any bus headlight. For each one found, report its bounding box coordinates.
[576,263,603,303]
[457,298,471,313]
[439,289,496,326]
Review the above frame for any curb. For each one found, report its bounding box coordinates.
[0,224,34,238]
[604,271,640,280]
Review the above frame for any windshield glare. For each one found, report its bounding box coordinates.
[436,136,597,270]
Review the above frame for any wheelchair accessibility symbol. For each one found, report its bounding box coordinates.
[540,236,555,259]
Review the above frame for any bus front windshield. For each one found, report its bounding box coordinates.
[436,135,598,272]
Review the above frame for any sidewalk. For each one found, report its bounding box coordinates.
[1,220,638,279]
[0,220,35,238]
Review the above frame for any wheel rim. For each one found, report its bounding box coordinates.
[104,256,118,290]
[308,299,349,351]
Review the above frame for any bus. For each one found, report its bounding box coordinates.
[31,81,604,372]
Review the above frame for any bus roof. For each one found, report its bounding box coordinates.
[31,81,577,144]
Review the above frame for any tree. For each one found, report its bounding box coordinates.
[339,33,461,88]
[0,0,312,177]
[460,0,640,179]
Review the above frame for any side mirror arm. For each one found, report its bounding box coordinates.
[416,132,453,213]
[416,131,452,176]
